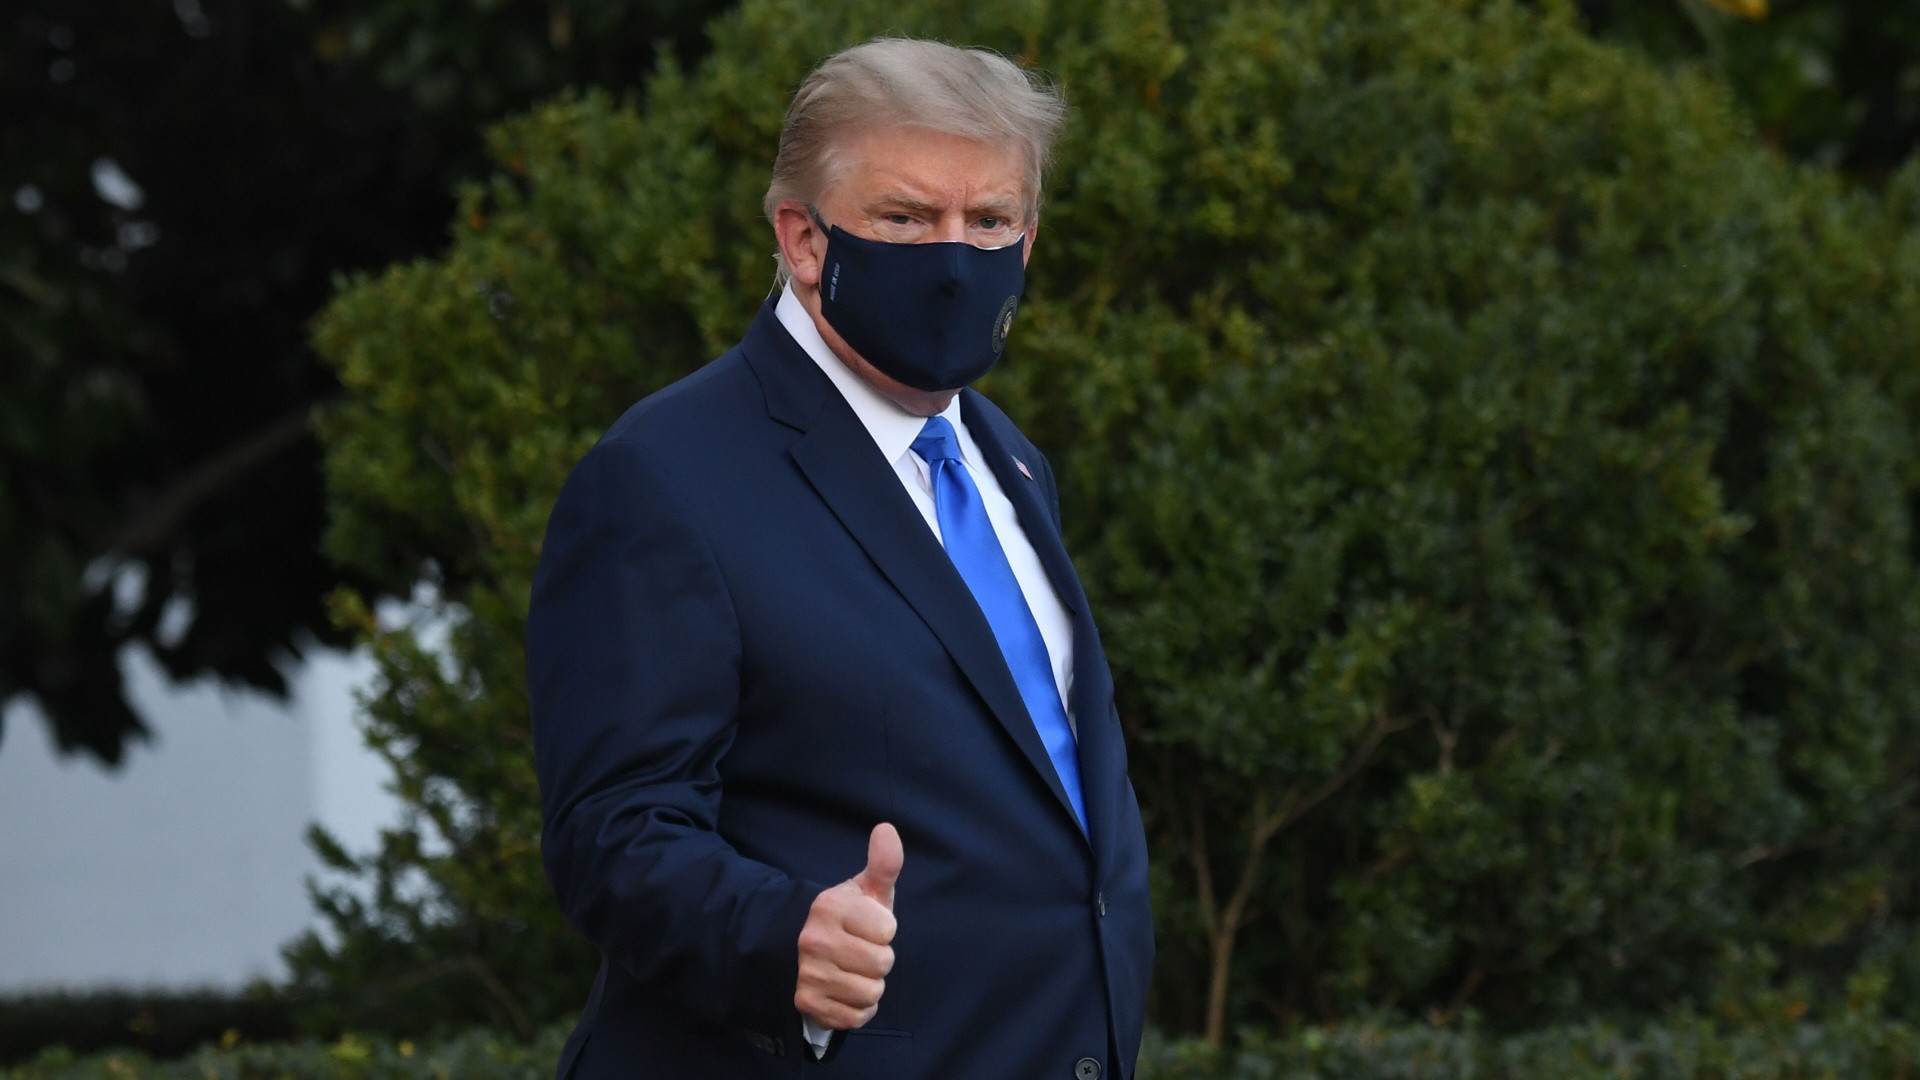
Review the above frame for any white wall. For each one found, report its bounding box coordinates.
[0,645,398,992]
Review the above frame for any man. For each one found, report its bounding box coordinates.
[528,37,1153,1079]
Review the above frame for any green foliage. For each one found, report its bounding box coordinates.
[1135,1015,1920,1079]
[1587,1,1920,176]
[308,0,1920,1043]
[9,1019,1920,1079]
[0,990,302,1068]
[4,1026,569,1080]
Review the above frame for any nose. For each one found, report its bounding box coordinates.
[931,212,967,244]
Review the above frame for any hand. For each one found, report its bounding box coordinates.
[795,823,903,1031]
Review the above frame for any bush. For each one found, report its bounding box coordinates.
[307,0,1920,1043]
[0,990,301,1068]
[10,1020,1919,1079]
[1136,1016,1920,1079]
[4,1026,569,1080]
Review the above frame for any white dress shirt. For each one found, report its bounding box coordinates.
[775,285,1077,1057]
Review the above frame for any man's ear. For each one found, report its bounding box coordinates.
[774,201,825,287]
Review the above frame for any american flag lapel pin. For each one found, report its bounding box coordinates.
[1014,458,1034,481]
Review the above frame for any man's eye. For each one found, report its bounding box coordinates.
[977,217,1007,231]
[884,213,916,226]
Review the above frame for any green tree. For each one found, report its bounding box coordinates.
[309,0,1920,1043]
[0,0,721,764]
[1580,0,1920,177]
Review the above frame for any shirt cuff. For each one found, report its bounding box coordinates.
[802,1016,831,1059]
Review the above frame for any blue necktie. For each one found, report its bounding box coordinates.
[912,416,1087,831]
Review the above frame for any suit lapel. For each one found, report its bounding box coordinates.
[741,308,1085,836]
[963,393,1086,619]
[965,394,1121,865]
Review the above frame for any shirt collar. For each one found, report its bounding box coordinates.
[775,284,963,465]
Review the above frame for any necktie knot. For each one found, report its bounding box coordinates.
[911,416,963,465]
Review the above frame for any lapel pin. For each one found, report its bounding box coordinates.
[1014,458,1034,481]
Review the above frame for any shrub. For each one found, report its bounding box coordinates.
[10,1020,1920,1079]
[0,989,301,1068]
[4,1026,569,1080]
[1135,1016,1920,1079]
[307,0,1920,1043]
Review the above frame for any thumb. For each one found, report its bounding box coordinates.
[852,822,903,908]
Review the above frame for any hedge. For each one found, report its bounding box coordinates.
[11,1020,1920,1079]
[0,990,304,1068]
[305,0,1920,1043]
[3,1027,568,1080]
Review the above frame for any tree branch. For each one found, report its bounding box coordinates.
[105,410,312,555]
[1190,794,1218,938]
[1288,707,1414,829]
[1201,707,1413,1046]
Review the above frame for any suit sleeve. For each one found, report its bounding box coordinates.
[527,435,821,1043]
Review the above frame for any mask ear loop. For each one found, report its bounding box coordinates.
[765,206,836,301]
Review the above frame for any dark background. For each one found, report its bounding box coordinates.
[3,0,1912,766]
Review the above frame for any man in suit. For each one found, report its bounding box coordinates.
[528,37,1153,1078]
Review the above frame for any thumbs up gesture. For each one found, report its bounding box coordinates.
[795,824,903,1030]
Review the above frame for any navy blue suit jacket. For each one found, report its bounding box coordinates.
[528,302,1153,1078]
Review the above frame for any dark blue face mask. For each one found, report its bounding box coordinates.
[811,209,1026,392]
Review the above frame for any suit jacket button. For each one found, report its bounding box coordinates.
[1075,1057,1102,1079]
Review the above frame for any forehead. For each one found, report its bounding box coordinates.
[826,125,1025,208]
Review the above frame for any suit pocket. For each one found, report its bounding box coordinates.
[821,1029,912,1076]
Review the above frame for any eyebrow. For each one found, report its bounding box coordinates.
[870,192,1023,218]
